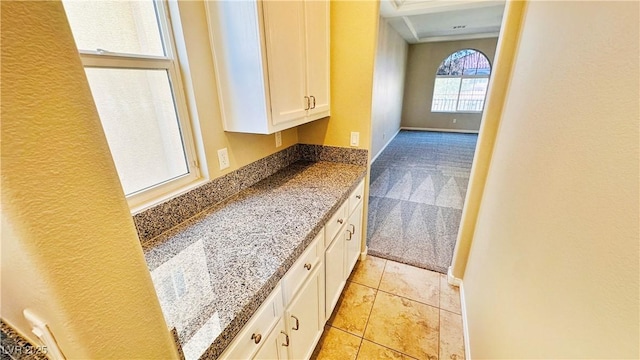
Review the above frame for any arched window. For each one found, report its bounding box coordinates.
[431,49,491,113]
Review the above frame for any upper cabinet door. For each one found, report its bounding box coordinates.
[206,1,271,134]
[305,0,330,119]
[262,1,308,125]
[206,0,330,134]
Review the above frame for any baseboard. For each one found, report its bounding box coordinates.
[359,246,368,260]
[401,126,479,134]
[460,282,471,360]
[370,128,401,163]
[447,266,462,286]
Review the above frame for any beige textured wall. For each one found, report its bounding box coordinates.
[463,1,639,358]
[401,38,498,131]
[370,17,408,160]
[172,0,298,180]
[450,2,524,280]
[0,1,179,358]
[297,0,379,149]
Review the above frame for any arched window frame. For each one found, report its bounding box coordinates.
[431,49,492,113]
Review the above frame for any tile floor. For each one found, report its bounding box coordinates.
[311,256,464,360]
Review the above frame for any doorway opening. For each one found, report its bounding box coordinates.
[367,2,504,273]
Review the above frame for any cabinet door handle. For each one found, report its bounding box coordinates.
[304,96,310,110]
[291,315,300,330]
[356,195,361,199]
[251,333,262,344]
[337,218,344,224]
[304,263,312,271]
[350,224,355,233]
[311,95,316,109]
[281,331,289,347]
[346,229,352,241]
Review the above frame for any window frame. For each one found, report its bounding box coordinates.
[431,49,491,114]
[73,0,201,210]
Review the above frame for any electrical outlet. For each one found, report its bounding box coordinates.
[350,132,360,147]
[453,118,457,123]
[275,131,282,148]
[217,148,229,170]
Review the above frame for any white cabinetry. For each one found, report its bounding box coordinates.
[304,0,330,117]
[324,229,346,321]
[219,286,283,360]
[206,0,330,134]
[254,318,288,360]
[324,180,365,319]
[282,231,325,359]
[285,265,323,360]
[220,179,366,360]
[345,201,363,277]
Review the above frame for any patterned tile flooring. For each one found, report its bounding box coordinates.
[367,131,478,273]
[312,256,465,360]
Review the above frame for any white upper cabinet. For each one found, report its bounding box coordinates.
[262,1,307,125]
[206,0,330,134]
[304,0,330,118]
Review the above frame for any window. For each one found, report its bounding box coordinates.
[431,49,491,113]
[62,0,199,208]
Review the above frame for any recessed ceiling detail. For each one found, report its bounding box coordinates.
[381,0,506,44]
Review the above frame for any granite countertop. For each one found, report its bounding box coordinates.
[142,161,367,360]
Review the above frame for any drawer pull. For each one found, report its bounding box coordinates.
[304,263,312,271]
[350,224,355,233]
[337,218,344,224]
[281,331,290,347]
[356,195,361,199]
[251,333,262,344]
[346,230,352,241]
[291,315,300,330]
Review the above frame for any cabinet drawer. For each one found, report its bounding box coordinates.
[348,180,365,216]
[219,285,283,360]
[282,231,323,304]
[325,201,347,247]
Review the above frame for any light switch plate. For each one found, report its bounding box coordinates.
[350,132,360,147]
[217,148,230,170]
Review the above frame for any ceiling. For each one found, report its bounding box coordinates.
[380,0,506,44]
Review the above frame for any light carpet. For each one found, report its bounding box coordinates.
[366,130,478,273]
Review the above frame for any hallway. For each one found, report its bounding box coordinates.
[367,130,478,273]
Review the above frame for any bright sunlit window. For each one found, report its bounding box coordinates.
[62,0,199,208]
[431,49,491,113]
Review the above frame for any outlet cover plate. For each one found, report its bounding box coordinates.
[217,148,230,170]
[275,131,282,148]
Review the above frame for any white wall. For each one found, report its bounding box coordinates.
[370,17,407,160]
[463,1,639,358]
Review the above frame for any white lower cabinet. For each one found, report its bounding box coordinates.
[325,180,365,319]
[324,230,346,320]
[219,286,283,360]
[345,201,363,277]
[254,318,289,360]
[222,179,366,359]
[285,264,324,359]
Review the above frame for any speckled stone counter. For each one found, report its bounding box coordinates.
[0,321,48,360]
[142,161,366,360]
